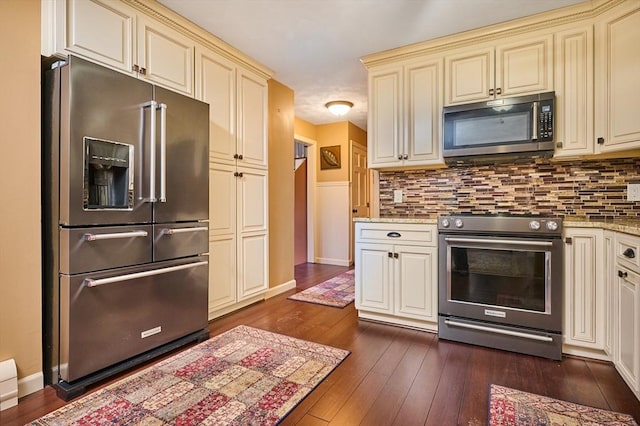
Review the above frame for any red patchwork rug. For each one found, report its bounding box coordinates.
[31,326,349,425]
[489,384,638,425]
[288,270,355,308]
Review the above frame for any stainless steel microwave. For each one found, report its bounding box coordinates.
[442,91,554,158]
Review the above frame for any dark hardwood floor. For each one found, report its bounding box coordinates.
[3,263,640,425]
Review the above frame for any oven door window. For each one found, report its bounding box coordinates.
[449,246,548,313]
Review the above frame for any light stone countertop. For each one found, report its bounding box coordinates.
[356,216,640,237]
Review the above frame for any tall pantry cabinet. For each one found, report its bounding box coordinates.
[196,46,270,320]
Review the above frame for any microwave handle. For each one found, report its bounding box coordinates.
[532,101,539,141]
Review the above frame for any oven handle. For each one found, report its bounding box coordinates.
[444,237,553,247]
[444,319,553,342]
[83,261,208,288]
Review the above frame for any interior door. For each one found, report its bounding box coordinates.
[351,142,369,262]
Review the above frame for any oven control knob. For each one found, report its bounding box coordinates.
[546,221,559,231]
[529,220,541,231]
[454,219,464,228]
[441,218,450,228]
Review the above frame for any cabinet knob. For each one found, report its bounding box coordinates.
[496,88,502,95]
[597,137,605,145]
[489,88,494,96]
[234,171,243,177]
[352,209,358,213]
[623,248,636,259]
[619,270,628,279]
[403,154,408,160]
[398,155,403,160]
[387,232,401,238]
[565,237,573,244]
[556,141,563,148]
[388,252,393,258]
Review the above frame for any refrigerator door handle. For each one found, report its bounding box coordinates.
[84,230,148,241]
[142,100,157,203]
[83,260,208,288]
[158,103,167,203]
[161,226,208,235]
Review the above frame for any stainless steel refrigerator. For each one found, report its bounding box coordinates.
[42,56,210,399]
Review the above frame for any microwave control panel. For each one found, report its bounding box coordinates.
[538,101,554,141]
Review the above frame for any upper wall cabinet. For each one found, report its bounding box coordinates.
[595,1,640,153]
[444,33,554,105]
[553,24,594,158]
[43,0,195,96]
[196,45,268,169]
[368,56,443,169]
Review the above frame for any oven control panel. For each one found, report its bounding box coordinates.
[438,215,562,236]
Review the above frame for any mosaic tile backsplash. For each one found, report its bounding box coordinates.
[379,156,640,219]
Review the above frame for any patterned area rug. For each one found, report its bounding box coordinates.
[489,384,639,425]
[288,270,355,308]
[31,325,350,425]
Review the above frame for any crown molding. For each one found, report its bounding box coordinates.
[361,0,623,68]
[125,0,274,80]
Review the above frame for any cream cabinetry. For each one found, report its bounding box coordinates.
[553,25,594,157]
[595,2,640,153]
[563,227,607,359]
[355,222,438,331]
[613,232,640,399]
[197,45,269,319]
[368,56,443,169]
[43,0,194,96]
[444,33,553,105]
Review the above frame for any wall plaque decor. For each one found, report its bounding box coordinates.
[320,145,341,169]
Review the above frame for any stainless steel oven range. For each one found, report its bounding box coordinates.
[437,214,563,360]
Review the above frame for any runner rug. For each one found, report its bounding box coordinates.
[31,325,350,425]
[288,269,355,308]
[489,384,638,425]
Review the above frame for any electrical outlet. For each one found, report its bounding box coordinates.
[393,189,403,203]
[628,183,640,202]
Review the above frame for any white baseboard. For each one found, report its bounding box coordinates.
[18,371,43,399]
[265,280,296,299]
[314,257,351,267]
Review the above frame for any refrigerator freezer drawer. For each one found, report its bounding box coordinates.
[58,257,208,383]
[59,225,153,274]
[153,223,208,261]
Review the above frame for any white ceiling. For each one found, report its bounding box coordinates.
[158,0,586,131]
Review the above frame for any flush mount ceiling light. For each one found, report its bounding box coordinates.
[325,100,354,116]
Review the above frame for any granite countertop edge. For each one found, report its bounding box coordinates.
[355,216,640,237]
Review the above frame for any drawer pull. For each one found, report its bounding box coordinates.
[619,270,628,279]
[623,248,636,259]
[387,232,401,238]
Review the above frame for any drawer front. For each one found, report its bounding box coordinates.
[616,233,640,273]
[154,223,209,261]
[355,222,436,246]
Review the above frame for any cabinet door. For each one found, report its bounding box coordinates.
[604,231,615,357]
[196,46,236,166]
[237,168,268,299]
[137,15,194,96]
[404,58,443,165]
[495,34,553,98]
[553,26,594,157]
[395,245,437,321]
[237,68,268,169]
[208,164,237,315]
[595,3,640,152]
[616,267,639,393]
[444,46,493,105]
[355,242,393,313]
[65,0,136,74]
[368,66,403,168]
[563,228,604,350]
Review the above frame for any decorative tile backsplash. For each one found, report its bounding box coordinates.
[379,156,640,219]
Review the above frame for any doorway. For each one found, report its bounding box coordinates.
[293,135,316,265]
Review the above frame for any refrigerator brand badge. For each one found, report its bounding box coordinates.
[141,326,162,339]
[484,309,506,318]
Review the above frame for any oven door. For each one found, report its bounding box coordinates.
[438,233,562,332]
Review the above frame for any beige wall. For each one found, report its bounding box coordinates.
[0,0,42,381]
[294,117,317,141]
[348,122,367,147]
[267,80,295,288]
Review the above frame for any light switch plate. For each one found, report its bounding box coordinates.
[628,183,640,201]
[393,189,403,203]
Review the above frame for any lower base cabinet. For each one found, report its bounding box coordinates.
[355,222,438,331]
